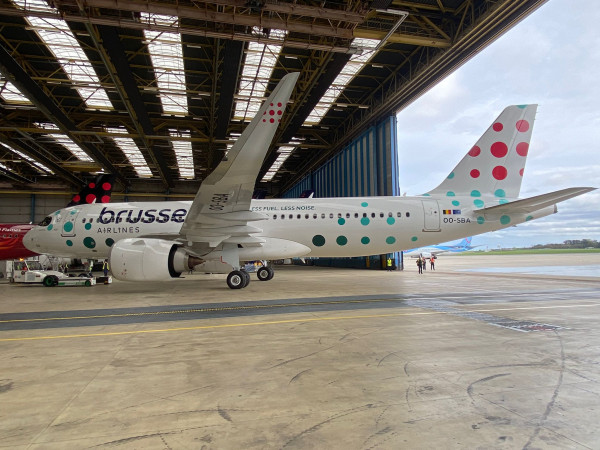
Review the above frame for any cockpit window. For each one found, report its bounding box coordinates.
[39,216,52,227]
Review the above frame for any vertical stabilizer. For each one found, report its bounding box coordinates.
[426,105,537,199]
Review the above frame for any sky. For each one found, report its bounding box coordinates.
[396,0,600,249]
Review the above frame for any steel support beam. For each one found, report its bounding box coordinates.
[0,43,127,185]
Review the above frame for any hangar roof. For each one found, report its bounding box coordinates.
[0,0,546,197]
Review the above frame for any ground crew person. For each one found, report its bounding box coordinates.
[102,259,110,276]
[386,257,393,271]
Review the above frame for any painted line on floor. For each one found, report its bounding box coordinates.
[1,302,599,342]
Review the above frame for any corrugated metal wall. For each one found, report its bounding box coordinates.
[283,116,402,270]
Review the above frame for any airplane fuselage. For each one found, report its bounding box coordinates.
[23,196,554,261]
[1,224,37,260]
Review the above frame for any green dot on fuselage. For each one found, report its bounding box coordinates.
[361,217,369,226]
[336,235,348,246]
[66,240,73,246]
[83,237,96,249]
[361,237,370,245]
[312,235,326,247]
[386,236,396,244]
[84,223,92,230]
[411,236,418,242]
[387,217,395,225]
[338,218,345,225]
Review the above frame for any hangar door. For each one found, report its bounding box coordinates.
[422,200,440,232]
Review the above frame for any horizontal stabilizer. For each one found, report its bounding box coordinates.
[474,187,596,215]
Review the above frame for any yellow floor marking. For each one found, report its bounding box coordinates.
[1,302,598,343]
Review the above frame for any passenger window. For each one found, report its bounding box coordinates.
[297,214,301,219]
[380,212,384,218]
[388,212,393,217]
[371,213,375,218]
[406,212,411,217]
[397,212,401,217]
[329,213,334,219]
[289,214,293,219]
[273,215,277,219]
[362,213,367,218]
[313,213,318,219]
[354,213,358,218]
[338,213,342,218]
[305,214,309,219]
[346,213,350,218]
[82,218,86,223]
[281,215,285,219]
[321,213,325,219]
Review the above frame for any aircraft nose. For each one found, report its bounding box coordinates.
[23,228,36,251]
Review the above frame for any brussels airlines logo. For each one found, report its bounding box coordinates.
[98,206,188,224]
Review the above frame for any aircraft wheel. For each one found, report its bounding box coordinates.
[227,271,245,289]
[257,266,274,281]
[43,275,58,287]
[241,270,251,288]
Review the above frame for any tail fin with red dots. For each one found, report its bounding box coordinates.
[425,105,537,200]
[66,174,116,207]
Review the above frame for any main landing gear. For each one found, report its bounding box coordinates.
[226,264,274,289]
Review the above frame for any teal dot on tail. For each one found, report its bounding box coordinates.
[477,216,485,225]
[470,190,481,197]
[526,215,533,221]
[447,172,455,179]
[500,215,511,225]
[446,191,455,197]
[312,235,325,247]
[361,236,370,245]
[386,236,396,244]
[360,217,370,226]
[386,217,395,225]
[452,200,460,206]
[411,236,418,242]
[361,202,368,207]
[474,199,484,208]
[499,199,509,205]
[338,218,345,225]
[494,189,506,198]
[336,235,348,246]
[66,240,73,247]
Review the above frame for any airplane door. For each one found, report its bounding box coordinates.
[422,200,440,232]
[61,209,80,237]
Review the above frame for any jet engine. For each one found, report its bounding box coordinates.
[109,238,202,281]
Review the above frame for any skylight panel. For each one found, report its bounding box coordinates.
[235,28,286,121]
[34,122,93,162]
[169,130,195,179]
[304,38,380,125]
[261,146,294,182]
[141,13,188,116]
[0,142,53,174]
[106,127,153,178]
[13,0,113,110]
[0,77,30,103]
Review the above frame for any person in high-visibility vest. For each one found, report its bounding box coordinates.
[102,260,110,276]
[386,257,393,271]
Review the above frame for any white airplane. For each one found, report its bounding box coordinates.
[24,72,595,288]
[403,237,478,258]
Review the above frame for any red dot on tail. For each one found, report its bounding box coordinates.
[263,119,266,122]
[72,195,81,203]
[516,142,529,156]
[519,168,524,176]
[277,102,282,107]
[469,146,481,157]
[277,110,282,115]
[493,122,503,132]
[470,169,480,178]
[269,110,275,116]
[270,103,273,106]
[491,141,508,158]
[85,194,96,204]
[88,182,95,188]
[102,182,112,190]
[516,120,530,132]
[492,166,508,180]
[270,118,274,123]
[101,195,110,203]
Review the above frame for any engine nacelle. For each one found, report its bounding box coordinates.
[109,238,201,281]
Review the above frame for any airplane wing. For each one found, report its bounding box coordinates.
[474,187,596,217]
[179,72,300,249]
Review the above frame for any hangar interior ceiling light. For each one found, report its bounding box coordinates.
[140,13,188,116]
[34,123,93,162]
[261,145,294,182]
[13,0,114,111]
[304,38,380,125]
[0,142,53,174]
[105,127,153,178]
[169,129,195,179]
[0,77,30,104]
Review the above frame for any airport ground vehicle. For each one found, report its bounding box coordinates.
[7,260,95,287]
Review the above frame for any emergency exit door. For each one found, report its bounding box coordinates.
[421,200,440,231]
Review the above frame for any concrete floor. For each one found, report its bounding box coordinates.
[1,253,599,449]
